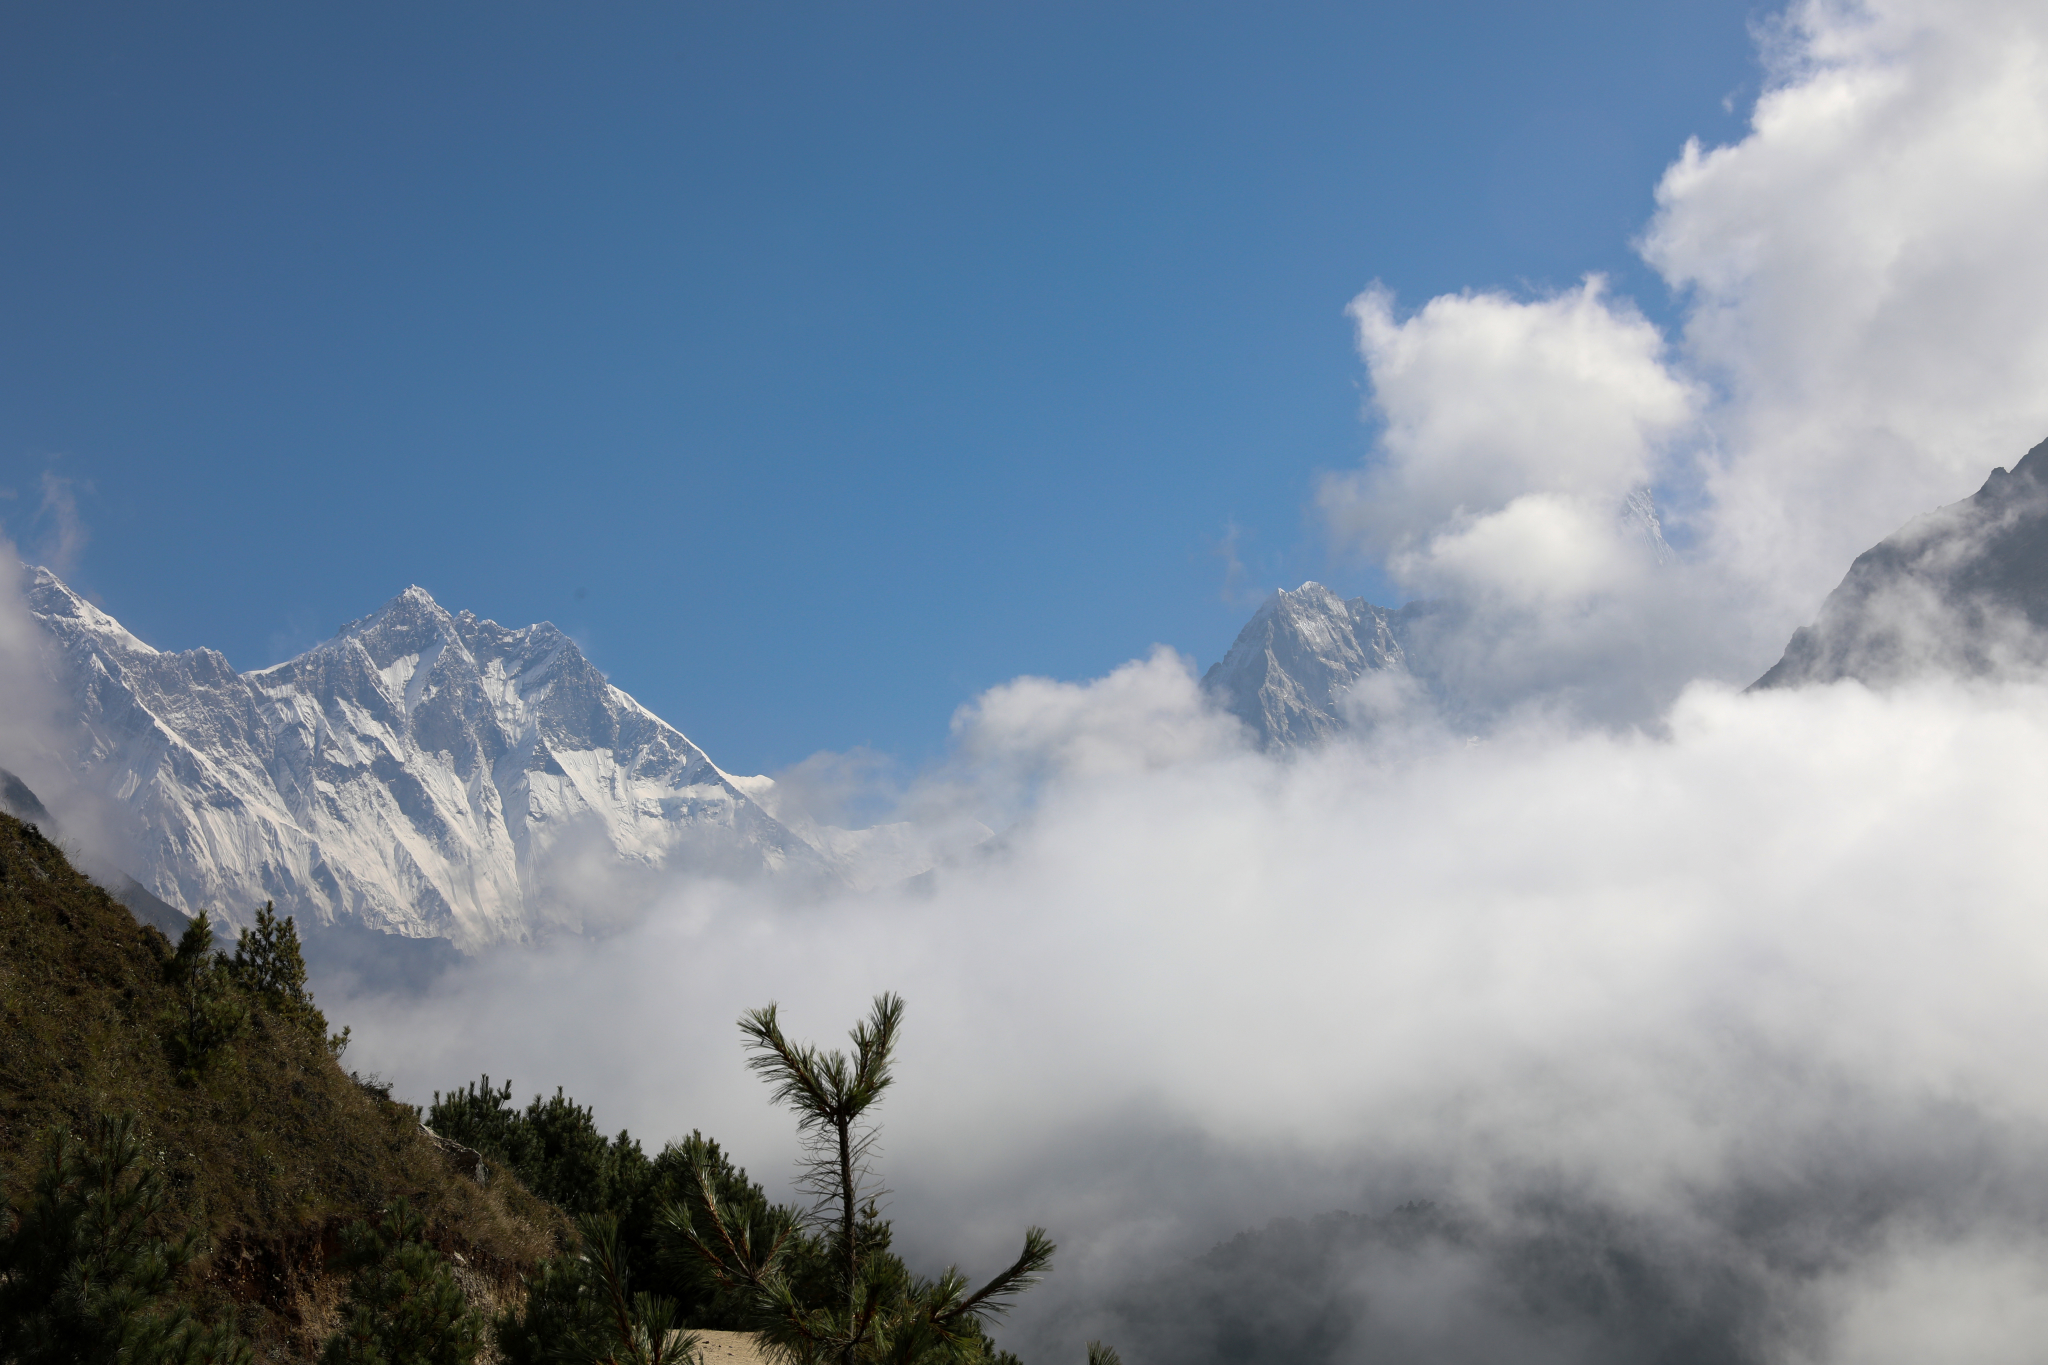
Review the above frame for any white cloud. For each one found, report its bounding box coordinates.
[336,670,2048,1362]
[930,646,1249,820]
[1411,491,1645,607]
[1322,0,2048,715]
[1647,0,2048,618]
[1318,280,1713,723]
[1805,1234,2048,1365]
[1326,278,1695,592]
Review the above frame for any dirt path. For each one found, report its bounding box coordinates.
[693,1330,771,1364]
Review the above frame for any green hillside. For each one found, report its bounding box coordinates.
[0,811,563,1356]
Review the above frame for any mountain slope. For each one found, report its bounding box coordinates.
[23,572,822,947]
[1201,583,1409,749]
[0,809,560,1354]
[1755,436,2048,689]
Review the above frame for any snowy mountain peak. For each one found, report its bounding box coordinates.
[22,564,158,656]
[1202,582,1408,749]
[18,569,829,949]
[323,584,462,662]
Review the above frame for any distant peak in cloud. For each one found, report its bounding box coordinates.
[1755,433,2048,689]
[1200,583,1409,750]
[1315,0,2048,723]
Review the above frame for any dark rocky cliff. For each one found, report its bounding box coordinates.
[1756,435,2048,688]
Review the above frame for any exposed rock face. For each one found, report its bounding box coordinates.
[1755,436,2048,689]
[24,571,821,948]
[1201,583,1409,749]
[0,766,52,827]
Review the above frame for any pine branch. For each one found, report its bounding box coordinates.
[946,1228,1056,1325]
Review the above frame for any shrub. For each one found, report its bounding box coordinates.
[429,1078,652,1221]
[0,1112,251,1364]
[319,1199,485,1365]
[496,1212,697,1365]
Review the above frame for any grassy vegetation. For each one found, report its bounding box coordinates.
[0,812,1066,1362]
[0,812,563,1356]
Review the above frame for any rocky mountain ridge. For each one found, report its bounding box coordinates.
[1755,435,2048,689]
[17,571,893,949]
[21,457,2034,953]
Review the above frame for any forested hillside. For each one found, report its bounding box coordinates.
[0,813,1059,1363]
[0,810,562,1355]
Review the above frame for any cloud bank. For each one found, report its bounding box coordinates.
[336,660,2048,1362]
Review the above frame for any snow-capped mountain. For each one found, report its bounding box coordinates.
[1755,436,2048,689]
[23,571,830,948]
[1202,583,1410,749]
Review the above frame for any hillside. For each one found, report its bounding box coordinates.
[0,809,563,1355]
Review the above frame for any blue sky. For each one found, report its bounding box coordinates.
[0,0,1759,771]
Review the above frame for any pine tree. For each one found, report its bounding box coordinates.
[158,912,247,1083]
[226,901,328,1037]
[319,1200,485,1365]
[659,994,1053,1365]
[0,1113,251,1364]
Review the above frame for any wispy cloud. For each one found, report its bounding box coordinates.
[1208,518,1252,608]
[34,471,89,578]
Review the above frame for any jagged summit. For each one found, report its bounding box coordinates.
[17,568,826,949]
[26,564,159,655]
[1755,435,2048,689]
[1202,583,1409,749]
[324,583,458,647]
